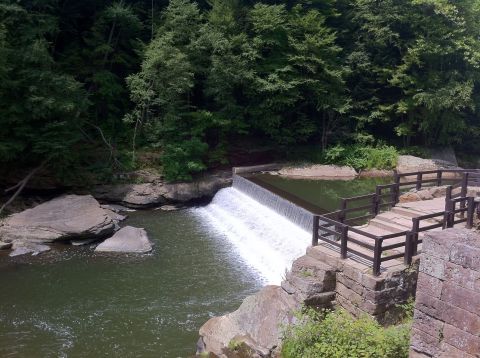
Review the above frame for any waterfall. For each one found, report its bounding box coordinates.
[232,175,315,232]
[194,175,312,285]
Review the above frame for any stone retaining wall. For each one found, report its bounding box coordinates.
[410,229,480,357]
[306,245,419,325]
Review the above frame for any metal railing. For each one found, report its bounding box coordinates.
[312,169,480,276]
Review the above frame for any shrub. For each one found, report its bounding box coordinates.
[282,309,411,358]
[324,145,398,171]
[161,138,208,182]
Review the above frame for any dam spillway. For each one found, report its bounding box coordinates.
[194,175,313,284]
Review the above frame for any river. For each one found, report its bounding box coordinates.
[0,176,385,357]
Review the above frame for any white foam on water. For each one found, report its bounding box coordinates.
[194,187,310,285]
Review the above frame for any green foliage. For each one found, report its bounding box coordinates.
[282,309,411,358]
[324,145,398,170]
[3,0,480,184]
[162,139,208,182]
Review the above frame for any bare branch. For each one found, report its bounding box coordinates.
[0,160,49,216]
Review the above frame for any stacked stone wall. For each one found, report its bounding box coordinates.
[410,229,480,357]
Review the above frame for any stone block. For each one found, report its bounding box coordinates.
[363,286,408,306]
[412,310,444,339]
[419,255,445,280]
[443,323,480,356]
[286,272,329,296]
[335,293,365,318]
[444,262,480,292]
[342,263,364,284]
[361,273,385,291]
[410,327,441,357]
[439,342,475,358]
[415,291,442,317]
[336,282,363,306]
[438,301,480,337]
[441,282,480,315]
[337,273,364,296]
[450,243,480,272]
[416,272,443,299]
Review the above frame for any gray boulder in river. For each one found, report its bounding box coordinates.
[0,195,115,243]
[95,226,152,253]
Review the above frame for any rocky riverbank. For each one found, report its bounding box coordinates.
[0,194,152,257]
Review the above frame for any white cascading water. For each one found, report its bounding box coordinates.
[194,181,311,285]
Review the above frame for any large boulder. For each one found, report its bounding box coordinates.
[92,183,167,208]
[278,164,357,180]
[0,195,115,243]
[197,286,298,357]
[396,155,459,176]
[95,226,152,253]
[92,172,231,208]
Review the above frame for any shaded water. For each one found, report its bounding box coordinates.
[0,209,263,358]
[252,174,391,212]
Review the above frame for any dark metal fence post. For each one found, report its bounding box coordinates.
[436,170,442,187]
[445,185,452,208]
[312,215,319,247]
[412,217,420,255]
[340,225,348,259]
[374,186,381,215]
[416,173,423,190]
[393,170,401,203]
[467,196,475,229]
[373,238,383,276]
[404,232,413,265]
[460,173,469,218]
[447,208,454,228]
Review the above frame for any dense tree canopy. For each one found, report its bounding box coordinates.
[1,0,480,182]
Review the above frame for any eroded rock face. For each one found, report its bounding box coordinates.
[278,165,357,179]
[94,226,152,253]
[198,286,298,357]
[396,155,459,175]
[92,172,231,208]
[0,195,115,243]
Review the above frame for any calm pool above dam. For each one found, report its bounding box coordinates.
[0,176,385,357]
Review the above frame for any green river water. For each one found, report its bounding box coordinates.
[0,176,387,358]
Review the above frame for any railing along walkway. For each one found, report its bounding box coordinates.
[312,169,480,275]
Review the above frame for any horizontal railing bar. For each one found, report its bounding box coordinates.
[318,226,341,236]
[415,211,445,220]
[381,230,409,240]
[382,241,407,250]
[397,170,440,176]
[342,204,373,213]
[453,218,467,224]
[376,183,398,189]
[453,208,467,214]
[399,178,439,186]
[417,223,443,232]
[347,226,379,239]
[319,237,342,248]
[343,193,376,201]
[347,248,374,262]
[347,236,375,250]
[451,197,470,203]
[381,252,405,262]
